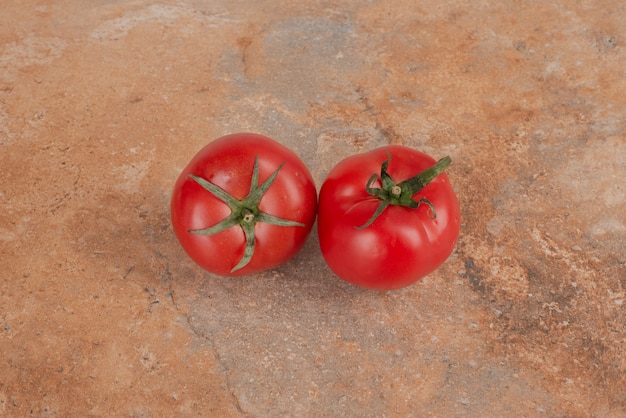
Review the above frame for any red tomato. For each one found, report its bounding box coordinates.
[171,133,317,276]
[317,145,460,290]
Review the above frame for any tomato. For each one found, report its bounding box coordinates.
[317,145,460,290]
[171,133,317,276]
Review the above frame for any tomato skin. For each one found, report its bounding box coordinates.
[170,133,317,276]
[317,146,460,290]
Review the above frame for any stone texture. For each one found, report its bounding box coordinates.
[1,0,624,416]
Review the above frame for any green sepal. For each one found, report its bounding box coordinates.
[356,201,390,230]
[380,155,396,190]
[189,212,240,235]
[231,219,257,272]
[188,174,237,208]
[241,158,284,208]
[187,156,305,272]
[256,212,305,227]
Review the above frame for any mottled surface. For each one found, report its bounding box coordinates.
[1,0,625,416]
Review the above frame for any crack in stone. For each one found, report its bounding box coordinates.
[181,308,247,415]
[154,250,247,415]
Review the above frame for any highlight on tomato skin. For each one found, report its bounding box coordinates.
[170,133,318,277]
[317,145,461,290]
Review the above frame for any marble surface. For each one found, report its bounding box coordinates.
[1,0,624,416]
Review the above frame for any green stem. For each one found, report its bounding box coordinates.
[356,152,451,229]
[397,156,451,195]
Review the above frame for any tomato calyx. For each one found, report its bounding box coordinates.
[357,152,452,229]
[188,156,305,272]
